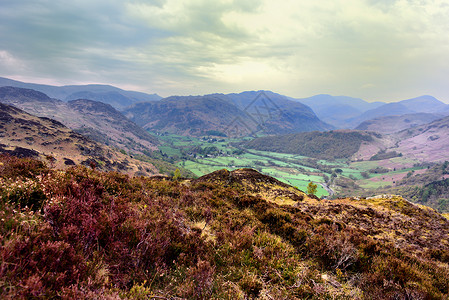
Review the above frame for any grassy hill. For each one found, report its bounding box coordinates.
[243,130,378,160]
[1,156,449,299]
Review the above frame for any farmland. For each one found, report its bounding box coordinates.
[153,133,428,199]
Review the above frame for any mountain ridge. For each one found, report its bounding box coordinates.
[125,92,333,137]
[355,113,444,133]
[0,86,159,154]
[0,102,157,175]
[0,77,162,110]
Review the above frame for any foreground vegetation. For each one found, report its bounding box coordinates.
[1,155,449,299]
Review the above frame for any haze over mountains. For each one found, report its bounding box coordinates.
[3,77,449,137]
[3,77,449,165]
[297,94,449,129]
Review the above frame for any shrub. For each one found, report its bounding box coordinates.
[0,154,49,179]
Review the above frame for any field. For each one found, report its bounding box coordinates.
[155,133,428,198]
[181,156,329,197]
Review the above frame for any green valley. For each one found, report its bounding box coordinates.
[153,133,445,211]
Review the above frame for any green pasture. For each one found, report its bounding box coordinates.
[158,134,427,199]
[181,153,330,197]
[358,179,394,189]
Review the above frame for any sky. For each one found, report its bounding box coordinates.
[1,0,449,102]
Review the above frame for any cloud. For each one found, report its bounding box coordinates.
[0,0,448,101]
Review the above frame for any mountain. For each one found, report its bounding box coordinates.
[295,94,385,128]
[0,102,157,175]
[126,95,248,136]
[0,77,162,110]
[355,113,444,133]
[347,96,449,128]
[346,102,416,128]
[125,91,332,137]
[243,130,380,160]
[2,158,449,298]
[295,94,449,129]
[399,95,449,113]
[0,86,159,154]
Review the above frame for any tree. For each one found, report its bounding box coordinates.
[307,181,317,195]
[173,168,181,181]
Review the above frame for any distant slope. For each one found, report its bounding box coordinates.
[0,76,161,110]
[125,92,332,137]
[295,94,449,129]
[243,130,379,160]
[392,115,449,162]
[0,86,159,153]
[347,102,416,128]
[296,94,384,128]
[355,113,443,133]
[348,95,449,128]
[399,95,449,113]
[67,99,159,149]
[0,102,157,175]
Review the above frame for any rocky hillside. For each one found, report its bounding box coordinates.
[0,86,158,154]
[0,102,157,175]
[125,92,332,137]
[1,159,449,299]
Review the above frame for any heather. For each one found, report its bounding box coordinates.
[1,155,449,299]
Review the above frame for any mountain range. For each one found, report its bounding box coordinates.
[343,96,449,129]
[125,91,333,137]
[3,77,449,135]
[0,77,162,110]
[296,94,384,128]
[296,94,449,129]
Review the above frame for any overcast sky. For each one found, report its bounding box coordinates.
[1,0,448,102]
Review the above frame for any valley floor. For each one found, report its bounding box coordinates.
[156,133,433,202]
